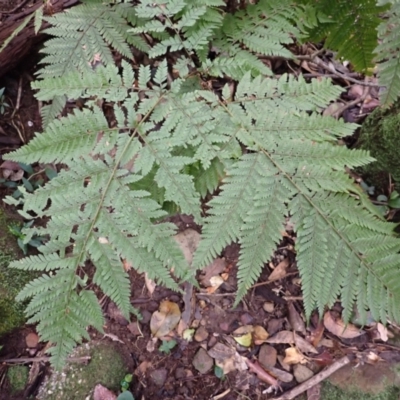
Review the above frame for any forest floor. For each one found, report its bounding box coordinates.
[1,1,400,400]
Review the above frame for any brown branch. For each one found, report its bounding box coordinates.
[271,355,353,400]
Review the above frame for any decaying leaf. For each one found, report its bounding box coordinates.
[323,312,364,339]
[376,323,389,342]
[267,330,318,354]
[287,302,306,334]
[232,325,253,347]
[145,272,156,295]
[282,347,306,365]
[200,258,226,287]
[268,258,289,281]
[173,229,201,265]
[150,300,181,338]
[253,325,269,345]
[208,343,247,374]
[206,275,224,293]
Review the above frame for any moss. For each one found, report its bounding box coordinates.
[0,206,38,337]
[7,365,29,394]
[357,101,400,191]
[318,381,400,400]
[39,342,131,400]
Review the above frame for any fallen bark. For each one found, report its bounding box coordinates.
[0,0,80,78]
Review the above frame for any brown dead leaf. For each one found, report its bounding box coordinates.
[267,331,318,354]
[145,272,156,295]
[268,258,289,281]
[206,275,224,293]
[323,312,364,339]
[253,325,269,345]
[150,300,181,338]
[122,258,132,271]
[309,319,325,347]
[200,258,226,287]
[173,229,201,265]
[288,302,306,334]
[376,323,389,342]
[283,347,306,365]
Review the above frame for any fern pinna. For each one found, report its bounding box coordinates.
[3,0,400,368]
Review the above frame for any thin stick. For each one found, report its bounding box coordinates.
[1,356,91,364]
[271,355,352,400]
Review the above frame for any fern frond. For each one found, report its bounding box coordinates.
[375,1,400,106]
[303,0,386,72]
[193,73,400,321]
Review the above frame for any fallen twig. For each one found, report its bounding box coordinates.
[271,355,353,400]
[1,356,91,364]
[244,358,281,391]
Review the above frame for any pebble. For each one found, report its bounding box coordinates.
[263,302,275,313]
[293,364,314,383]
[194,326,209,342]
[26,332,39,348]
[240,312,254,325]
[150,368,168,386]
[192,348,213,374]
[258,344,277,368]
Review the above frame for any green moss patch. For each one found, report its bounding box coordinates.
[0,206,38,337]
[38,341,132,400]
[7,365,29,394]
[357,102,400,191]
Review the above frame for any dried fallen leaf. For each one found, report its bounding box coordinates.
[287,302,306,334]
[150,300,181,338]
[122,258,132,271]
[323,312,364,339]
[145,272,156,295]
[283,347,306,365]
[253,325,269,345]
[206,275,224,293]
[267,330,318,354]
[200,258,226,287]
[173,229,201,265]
[376,323,389,342]
[268,258,289,281]
[232,325,253,347]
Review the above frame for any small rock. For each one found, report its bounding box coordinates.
[293,364,314,383]
[26,332,39,348]
[127,322,141,336]
[150,368,168,386]
[194,326,209,342]
[240,313,254,325]
[277,355,291,371]
[193,348,213,374]
[263,366,293,383]
[208,336,218,348]
[107,302,129,325]
[263,302,275,313]
[175,367,186,379]
[219,322,230,332]
[267,319,284,335]
[258,344,277,368]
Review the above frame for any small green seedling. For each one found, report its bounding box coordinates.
[159,339,177,354]
[8,221,46,255]
[117,391,135,400]
[120,374,133,392]
[0,87,10,114]
[214,365,225,381]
